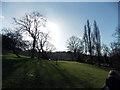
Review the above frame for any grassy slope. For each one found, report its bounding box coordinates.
[2,53,108,88]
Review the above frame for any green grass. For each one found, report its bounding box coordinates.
[2,53,108,88]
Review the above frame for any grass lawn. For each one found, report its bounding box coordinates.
[2,53,108,88]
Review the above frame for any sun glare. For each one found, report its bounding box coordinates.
[22,21,60,51]
[47,21,59,34]
[47,21,60,46]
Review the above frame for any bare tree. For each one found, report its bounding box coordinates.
[13,11,47,58]
[93,20,101,65]
[112,27,120,55]
[2,28,27,58]
[24,41,33,56]
[102,44,110,64]
[36,32,49,53]
[87,20,92,61]
[66,36,83,53]
[82,20,101,64]
[44,42,56,52]
[83,25,88,54]
[109,27,120,70]
[91,31,95,56]
[66,36,83,61]
[102,44,110,56]
[83,20,93,63]
[114,27,120,44]
[36,32,50,59]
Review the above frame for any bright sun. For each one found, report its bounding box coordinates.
[47,21,59,37]
[47,21,60,49]
[47,21,59,35]
[22,21,60,50]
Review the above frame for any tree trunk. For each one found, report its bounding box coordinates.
[90,55,93,64]
[38,49,41,59]
[31,38,36,58]
[12,48,20,58]
[97,47,101,66]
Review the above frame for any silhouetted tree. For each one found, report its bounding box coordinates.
[13,11,47,58]
[83,20,93,63]
[66,36,83,53]
[114,27,120,44]
[83,20,102,65]
[23,41,33,56]
[110,27,120,56]
[102,44,110,56]
[91,31,95,56]
[93,20,101,66]
[110,42,120,69]
[109,27,120,70]
[66,36,83,61]
[2,28,27,57]
[37,32,49,52]
[112,27,120,54]
[102,44,110,64]
[110,42,119,55]
[87,20,92,59]
[83,25,88,54]
[44,42,56,52]
[36,32,49,59]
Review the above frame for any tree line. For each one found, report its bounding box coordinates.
[2,11,56,59]
[66,20,120,70]
[2,11,120,70]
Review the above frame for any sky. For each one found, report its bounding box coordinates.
[1,2,118,51]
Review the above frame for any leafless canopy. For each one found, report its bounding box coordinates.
[66,36,83,53]
[13,11,47,40]
[13,11,47,58]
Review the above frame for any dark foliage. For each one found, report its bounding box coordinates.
[2,29,27,58]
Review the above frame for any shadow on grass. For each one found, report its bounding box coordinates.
[19,60,93,88]
[49,62,92,88]
[3,57,94,88]
[2,57,31,81]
